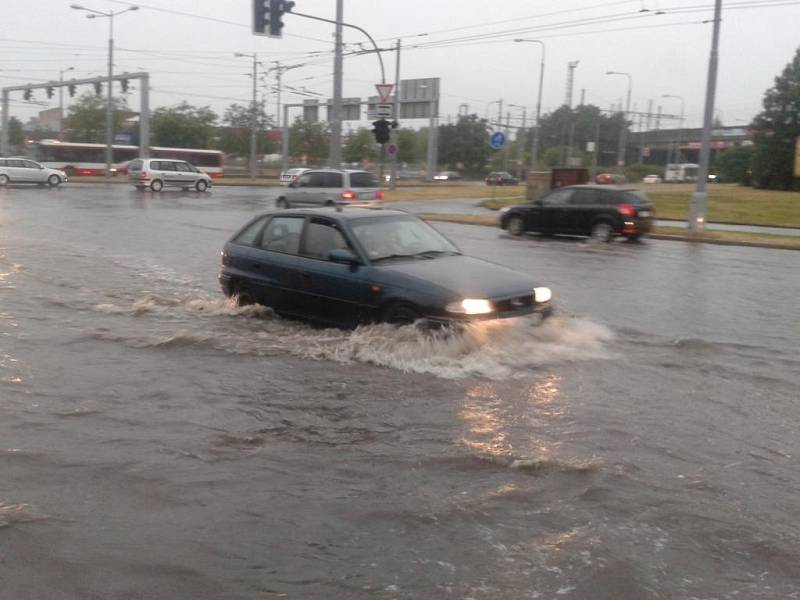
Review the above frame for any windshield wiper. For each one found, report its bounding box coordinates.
[371,253,419,263]
[413,250,460,259]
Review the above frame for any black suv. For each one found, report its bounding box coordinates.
[499,185,654,241]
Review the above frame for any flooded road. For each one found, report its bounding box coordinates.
[1,184,799,599]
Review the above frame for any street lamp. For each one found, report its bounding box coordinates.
[514,39,545,170]
[662,94,685,165]
[71,3,138,177]
[234,52,261,180]
[605,70,632,167]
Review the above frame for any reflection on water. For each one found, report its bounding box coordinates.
[459,383,512,459]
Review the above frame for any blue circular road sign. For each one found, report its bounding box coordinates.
[490,131,506,149]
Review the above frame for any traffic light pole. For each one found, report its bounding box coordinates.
[390,38,401,190]
[1,72,149,158]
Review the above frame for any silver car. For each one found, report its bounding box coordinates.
[0,158,68,187]
[276,169,383,209]
[127,158,212,192]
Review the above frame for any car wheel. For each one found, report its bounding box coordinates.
[0,174,9,186]
[276,197,289,209]
[233,282,255,307]
[150,179,163,192]
[591,221,614,242]
[382,302,421,326]
[507,216,525,236]
[47,174,61,187]
[196,179,208,192]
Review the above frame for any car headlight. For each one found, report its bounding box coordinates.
[533,287,552,303]
[446,298,493,315]
[499,206,511,213]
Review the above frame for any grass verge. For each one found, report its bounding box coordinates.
[418,213,800,250]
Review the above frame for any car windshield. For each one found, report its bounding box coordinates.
[349,172,378,188]
[349,215,460,262]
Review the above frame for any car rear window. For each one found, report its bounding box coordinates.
[349,172,378,188]
[622,190,650,204]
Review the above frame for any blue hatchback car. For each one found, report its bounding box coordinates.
[219,208,553,328]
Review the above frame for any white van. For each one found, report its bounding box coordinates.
[127,158,212,192]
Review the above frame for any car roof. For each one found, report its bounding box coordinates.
[258,207,410,221]
[560,184,637,191]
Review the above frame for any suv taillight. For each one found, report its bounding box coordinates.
[616,203,636,218]
[340,191,357,201]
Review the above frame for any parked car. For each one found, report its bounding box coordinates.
[279,167,310,186]
[0,158,67,187]
[485,171,519,186]
[219,208,553,328]
[595,173,628,185]
[127,158,212,192]
[499,184,654,242]
[276,169,383,209]
[433,171,462,181]
[642,174,663,184]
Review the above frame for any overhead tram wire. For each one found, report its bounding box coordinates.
[400,0,800,51]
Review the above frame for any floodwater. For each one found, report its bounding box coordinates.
[1,183,799,599]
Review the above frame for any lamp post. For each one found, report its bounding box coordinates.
[514,39,545,169]
[58,66,74,133]
[235,52,260,179]
[662,94,685,164]
[606,70,632,167]
[70,3,138,178]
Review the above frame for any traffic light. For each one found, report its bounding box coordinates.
[46,86,54,99]
[120,78,129,93]
[372,119,391,144]
[68,84,77,97]
[23,89,32,101]
[253,0,294,38]
[94,81,102,95]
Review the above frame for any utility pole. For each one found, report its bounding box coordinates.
[329,0,344,168]
[235,52,259,179]
[503,111,511,170]
[390,38,401,191]
[496,98,503,130]
[606,70,632,167]
[273,61,283,129]
[515,105,526,180]
[58,66,74,133]
[690,0,723,232]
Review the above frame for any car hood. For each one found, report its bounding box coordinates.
[373,254,541,300]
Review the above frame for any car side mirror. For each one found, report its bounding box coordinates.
[328,248,359,265]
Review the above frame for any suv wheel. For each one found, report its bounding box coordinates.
[591,221,614,242]
[150,179,163,192]
[507,216,525,236]
[196,179,208,192]
[0,174,9,186]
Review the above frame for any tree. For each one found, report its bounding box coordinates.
[716,144,754,185]
[751,46,800,190]
[63,92,130,143]
[396,128,422,164]
[218,102,275,157]
[288,118,329,165]
[6,116,25,150]
[536,104,626,168]
[151,102,217,149]
[343,128,377,164]
[436,114,492,175]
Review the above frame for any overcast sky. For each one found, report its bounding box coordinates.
[2,0,799,133]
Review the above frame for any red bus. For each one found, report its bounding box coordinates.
[26,140,224,178]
